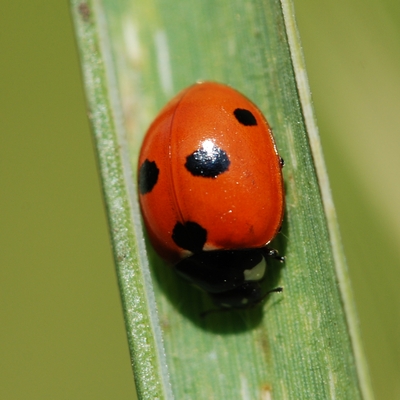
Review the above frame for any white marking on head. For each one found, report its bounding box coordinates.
[243,257,267,281]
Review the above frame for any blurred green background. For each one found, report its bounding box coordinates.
[0,1,398,399]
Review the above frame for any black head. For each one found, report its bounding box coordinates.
[175,248,282,309]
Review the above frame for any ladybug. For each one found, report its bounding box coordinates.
[138,82,284,309]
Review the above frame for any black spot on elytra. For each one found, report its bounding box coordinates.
[234,108,257,126]
[280,157,285,167]
[138,159,159,194]
[185,145,230,178]
[172,221,207,253]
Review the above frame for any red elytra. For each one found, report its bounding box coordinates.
[138,82,284,309]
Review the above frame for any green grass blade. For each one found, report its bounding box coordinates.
[70,0,374,398]
[70,2,173,399]
[281,2,374,399]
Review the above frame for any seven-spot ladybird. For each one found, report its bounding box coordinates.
[138,82,284,309]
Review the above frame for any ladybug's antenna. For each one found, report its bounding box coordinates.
[264,248,285,263]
